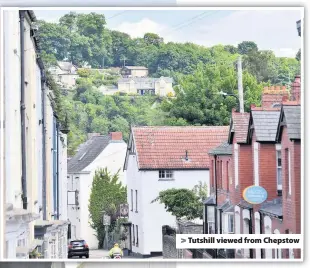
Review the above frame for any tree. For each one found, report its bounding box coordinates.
[151,182,208,220]
[88,168,127,248]
[143,33,164,46]
[237,41,258,55]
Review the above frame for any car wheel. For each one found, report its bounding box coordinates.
[86,254,89,259]
[79,256,83,258]
[68,255,71,259]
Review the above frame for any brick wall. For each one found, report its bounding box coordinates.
[262,86,289,108]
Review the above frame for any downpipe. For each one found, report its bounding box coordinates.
[19,10,27,210]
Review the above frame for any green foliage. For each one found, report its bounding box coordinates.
[152,182,208,220]
[88,168,127,247]
[237,41,258,55]
[38,12,301,155]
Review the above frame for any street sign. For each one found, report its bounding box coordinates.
[243,185,268,205]
[103,214,111,226]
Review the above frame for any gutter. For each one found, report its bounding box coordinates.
[19,10,27,210]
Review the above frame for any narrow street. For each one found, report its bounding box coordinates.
[69,249,163,259]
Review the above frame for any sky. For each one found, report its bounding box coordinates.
[33,8,302,58]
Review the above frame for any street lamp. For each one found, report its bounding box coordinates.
[218,90,240,112]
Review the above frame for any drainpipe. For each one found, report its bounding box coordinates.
[219,210,222,234]
[56,122,60,220]
[249,208,254,258]
[259,211,264,258]
[19,10,27,210]
[41,71,47,220]
[214,155,218,258]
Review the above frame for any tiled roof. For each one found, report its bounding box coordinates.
[251,110,280,142]
[68,135,112,173]
[203,195,216,205]
[228,112,250,144]
[259,198,283,218]
[209,142,232,155]
[278,105,301,140]
[132,126,229,170]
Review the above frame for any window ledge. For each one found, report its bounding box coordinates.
[158,179,175,181]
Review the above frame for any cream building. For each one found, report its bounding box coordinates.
[118,77,174,97]
[120,66,149,78]
[3,10,68,259]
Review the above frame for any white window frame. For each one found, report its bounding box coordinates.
[288,149,292,195]
[159,170,174,180]
[254,142,259,186]
[234,143,239,187]
[67,191,76,205]
[227,213,234,234]
[276,144,282,191]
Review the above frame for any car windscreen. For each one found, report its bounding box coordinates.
[70,241,85,246]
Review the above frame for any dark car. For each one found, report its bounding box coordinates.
[68,240,89,258]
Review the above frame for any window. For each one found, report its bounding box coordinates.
[228,214,234,233]
[276,145,282,193]
[131,190,133,211]
[254,142,259,186]
[67,191,76,205]
[226,161,229,191]
[132,224,135,245]
[159,170,174,180]
[288,149,292,195]
[136,225,139,246]
[135,190,138,212]
[234,144,239,187]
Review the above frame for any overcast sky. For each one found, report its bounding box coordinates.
[33,8,302,58]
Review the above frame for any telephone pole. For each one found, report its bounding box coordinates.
[237,56,245,113]
[121,56,127,67]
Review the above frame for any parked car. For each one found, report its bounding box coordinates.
[68,240,89,258]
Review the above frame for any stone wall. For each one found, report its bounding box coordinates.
[162,221,203,259]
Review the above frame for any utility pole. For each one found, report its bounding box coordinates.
[102,57,105,69]
[237,56,245,113]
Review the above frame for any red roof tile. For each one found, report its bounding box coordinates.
[132,126,229,170]
[231,112,250,143]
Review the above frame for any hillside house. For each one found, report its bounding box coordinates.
[67,132,127,249]
[49,61,79,90]
[120,66,149,78]
[123,126,229,257]
[118,77,174,96]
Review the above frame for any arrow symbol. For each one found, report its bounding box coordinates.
[181,238,186,243]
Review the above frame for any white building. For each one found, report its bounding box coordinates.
[118,77,174,96]
[123,126,229,257]
[49,61,78,90]
[120,66,149,78]
[3,10,69,259]
[67,132,127,250]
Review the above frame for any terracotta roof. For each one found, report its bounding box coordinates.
[229,112,250,144]
[132,126,229,170]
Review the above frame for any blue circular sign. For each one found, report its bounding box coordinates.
[243,185,268,204]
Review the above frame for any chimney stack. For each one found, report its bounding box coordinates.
[110,132,123,141]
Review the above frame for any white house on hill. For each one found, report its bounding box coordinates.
[123,126,229,257]
[67,132,127,249]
